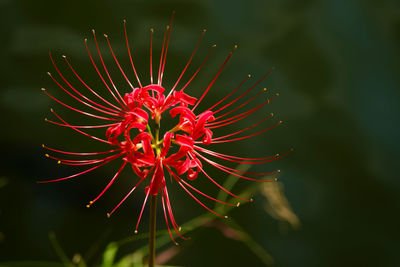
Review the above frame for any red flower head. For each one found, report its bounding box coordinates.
[40,14,292,243]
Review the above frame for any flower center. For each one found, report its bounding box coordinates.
[105,84,215,182]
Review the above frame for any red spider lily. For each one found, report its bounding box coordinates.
[40,15,291,244]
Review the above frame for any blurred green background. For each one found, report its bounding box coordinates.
[1,0,400,266]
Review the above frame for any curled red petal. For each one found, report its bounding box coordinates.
[161,132,174,158]
[148,159,165,195]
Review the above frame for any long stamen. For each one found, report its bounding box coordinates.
[187,154,252,202]
[159,11,175,86]
[161,186,178,245]
[123,19,142,88]
[212,89,266,122]
[212,68,275,115]
[157,25,168,86]
[45,152,122,166]
[192,45,237,111]
[166,167,228,218]
[62,55,124,112]
[161,178,190,240]
[49,108,112,144]
[45,118,118,129]
[210,121,283,144]
[211,113,274,139]
[42,144,121,156]
[87,162,127,208]
[194,152,278,182]
[180,44,216,92]
[134,190,151,234]
[38,155,120,183]
[175,175,237,207]
[84,35,127,110]
[49,53,122,117]
[41,88,122,122]
[91,30,128,109]
[207,93,279,126]
[168,29,207,97]
[194,152,280,176]
[103,34,135,90]
[206,74,251,111]
[46,71,122,118]
[194,145,289,165]
[194,145,276,161]
[205,149,292,165]
[150,28,154,85]
[107,172,150,217]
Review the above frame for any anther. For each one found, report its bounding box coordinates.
[107,213,110,218]
[203,29,207,33]
[174,242,179,246]
[84,38,88,43]
[123,19,127,24]
[45,154,49,157]
[250,198,254,202]
[248,74,251,78]
[57,160,61,164]
[41,144,45,148]
[274,178,278,182]
[178,226,182,231]
[47,72,52,76]
[212,44,216,48]
[270,113,274,117]
[62,55,66,58]
[92,29,95,34]
[150,28,154,33]
[224,215,229,219]
[279,121,283,124]
[166,25,170,30]
[275,93,280,96]
[103,34,108,38]
[263,88,267,92]
[50,108,54,113]
[277,170,281,173]
[134,230,138,234]
[86,204,90,208]
[41,88,45,91]
[275,154,280,157]
[236,202,240,207]
[44,118,48,122]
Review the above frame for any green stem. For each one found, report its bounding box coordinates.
[148,114,160,267]
[154,114,161,155]
[148,194,157,267]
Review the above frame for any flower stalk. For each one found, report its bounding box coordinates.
[148,194,157,267]
[149,113,161,267]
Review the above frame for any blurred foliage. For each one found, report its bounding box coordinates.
[1,166,288,266]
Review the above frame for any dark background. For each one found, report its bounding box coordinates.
[1,0,400,266]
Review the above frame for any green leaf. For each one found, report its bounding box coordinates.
[223,218,274,266]
[101,242,119,267]
[114,250,143,267]
[48,232,73,267]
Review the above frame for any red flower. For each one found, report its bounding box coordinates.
[40,15,291,243]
